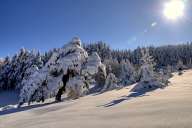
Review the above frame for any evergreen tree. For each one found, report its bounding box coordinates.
[101,73,118,92]
[132,48,168,92]
[0,48,44,91]
[18,37,107,106]
[120,60,136,85]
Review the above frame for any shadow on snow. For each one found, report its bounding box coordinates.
[0,98,71,116]
[100,87,157,107]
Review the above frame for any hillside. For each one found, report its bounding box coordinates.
[1,70,192,128]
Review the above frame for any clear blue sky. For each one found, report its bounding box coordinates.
[0,0,192,57]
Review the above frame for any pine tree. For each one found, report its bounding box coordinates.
[0,56,12,90]
[18,37,107,106]
[131,48,168,92]
[103,59,121,78]
[101,73,118,92]
[139,48,155,83]
[120,59,136,85]
[80,52,107,92]
[0,48,44,91]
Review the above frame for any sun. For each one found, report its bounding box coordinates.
[163,0,185,20]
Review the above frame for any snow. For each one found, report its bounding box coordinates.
[1,70,192,128]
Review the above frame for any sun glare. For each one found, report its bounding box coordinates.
[163,0,185,20]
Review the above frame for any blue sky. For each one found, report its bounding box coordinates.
[0,0,192,57]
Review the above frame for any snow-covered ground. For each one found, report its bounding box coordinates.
[1,70,192,128]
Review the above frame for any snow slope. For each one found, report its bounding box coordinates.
[1,70,192,128]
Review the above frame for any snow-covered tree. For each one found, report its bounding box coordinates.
[101,73,118,92]
[19,37,87,105]
[137,48,155,82]
[0,56,12,90]
[120,60,136,85]
[80,52,107,92]
[15,50,44,89]
[104,59,121,77]
[131,48,168,92]
[0,48,44,91]
[84,41,112,61]
[18,37,106,106]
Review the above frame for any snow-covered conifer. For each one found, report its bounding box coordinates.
[19,37,87,104]
[104,59,121,77]
[81,52,106,90]
[120,60,136,85]
[0,48,45,91]
[131,48,167,92]
[0,56,12,90]
[101,73,118,92]
[18,37,106,105]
